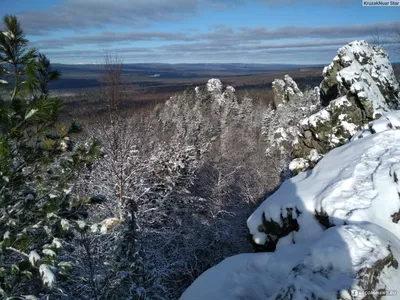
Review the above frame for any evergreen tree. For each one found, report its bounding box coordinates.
[0,14,101,298]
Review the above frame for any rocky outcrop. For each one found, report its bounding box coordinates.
[272,74,303,107]
[262,81,321,179]
[292,41,400,168]
[320,40,400,117]
[244,127,400,296]
[291,96,362,172]
[158,78,240,148]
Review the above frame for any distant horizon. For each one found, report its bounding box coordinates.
[53,62,326,66]
[52,61,400,67]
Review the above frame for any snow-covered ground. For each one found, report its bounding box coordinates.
[181,125,400,299]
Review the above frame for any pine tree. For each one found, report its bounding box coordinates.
[0,15,101,298]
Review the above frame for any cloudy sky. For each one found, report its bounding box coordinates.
[1,0,397,64]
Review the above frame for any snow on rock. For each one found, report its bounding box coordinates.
[271,224,400,300]
[182,129,400,300]
[289,149,322,174]
[262,82,321,179]
[350,128,372,142]
[288,158,310,174]
[293,41,400,169]
[293,96,362,166]
[182,223,400,300]
[181,245,309,300]
[350,111,400,142]
[249,130,400,250]
[370,110,400,133]
[321,40,400,118]
[272,74,304,107]
[205,79,237,105]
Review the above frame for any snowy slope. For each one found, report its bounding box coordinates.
[182,224,400,300]
[248,129,400,247]
[182,128,400,300]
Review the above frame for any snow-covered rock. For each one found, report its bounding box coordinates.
[182,224,400,300]
[205,78,238,106]
[289,149,322,174]
[370,110,400,133]
[182,129,400,299]
[294,96,362,162]
[272,224,399,300]
[249,130,400,250]
[293,41,400,167]
[262,86,321,180]
[321,40,399,118]
[272,74,303,107]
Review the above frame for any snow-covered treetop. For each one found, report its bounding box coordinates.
[207,78,223,94]
[204,78,236,105]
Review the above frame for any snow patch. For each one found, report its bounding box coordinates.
[39,264,56,288]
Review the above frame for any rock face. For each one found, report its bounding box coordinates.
[272,74,304,107]
[292,96,362,171]
[320,40,400,117]
[291,41,400,171]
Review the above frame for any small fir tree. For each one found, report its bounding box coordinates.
[0,14,101,298]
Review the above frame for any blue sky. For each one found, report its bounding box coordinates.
[1,0,397,64]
